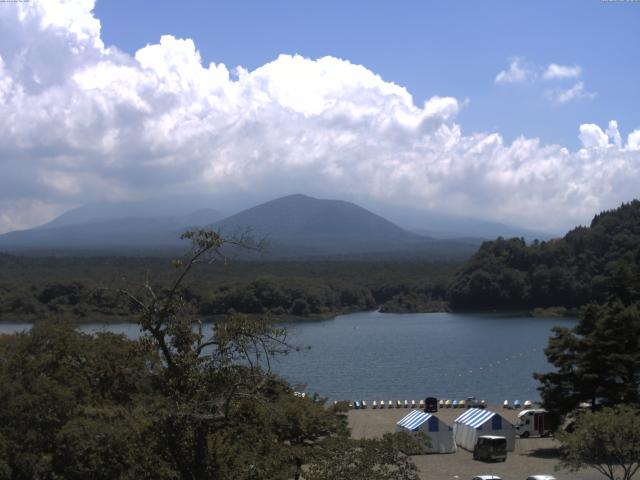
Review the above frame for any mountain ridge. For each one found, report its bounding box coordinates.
[0,193,532,259]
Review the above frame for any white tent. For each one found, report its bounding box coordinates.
[396,410,456,454]
[453,408,515,452]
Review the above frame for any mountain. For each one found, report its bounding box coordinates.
[211,194,478,258]
[366,202,555,241]
[0,194,481,258]
[0,209,222,253]
[37,198,225,230]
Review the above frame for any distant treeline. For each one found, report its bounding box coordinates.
[3,200,639,321]
[0,255,455,321]
[448,200,640,310]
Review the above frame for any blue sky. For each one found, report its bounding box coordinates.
[94,0,640,148]
[0,0,639,233]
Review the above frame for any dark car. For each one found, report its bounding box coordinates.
[472,436,507,462]
[424,397,438,412]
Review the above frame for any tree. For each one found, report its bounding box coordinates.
[0,230,421,479]
[0,319,164,480]
[557,405,640,480]
[116,229,420,479]
[305,432,421,480]
[535,300,640,416]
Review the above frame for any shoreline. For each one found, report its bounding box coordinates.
[0,305,581,324]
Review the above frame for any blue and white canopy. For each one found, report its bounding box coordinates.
[454,408,496,429]
[397,410,432,430]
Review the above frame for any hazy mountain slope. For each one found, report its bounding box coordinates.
[212,194,477,257]
[0,210,221,252]
[214,194,415,238]
[368,203,555,241]
[38,198,223,230]
[0,194,480,259]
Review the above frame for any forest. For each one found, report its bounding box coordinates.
[448,200,640,311]
[0,254,454,322]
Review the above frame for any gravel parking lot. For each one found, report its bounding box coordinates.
[347,406,603,480]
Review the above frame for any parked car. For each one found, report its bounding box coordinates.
[424,396,438,412]
[526,476,556,480]
[473,436,507,462]
[471,476,503,480]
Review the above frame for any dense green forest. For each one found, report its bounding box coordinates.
[0,254,455,322]
[448,200,640,311]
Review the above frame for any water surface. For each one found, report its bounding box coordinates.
[0,311,575,403]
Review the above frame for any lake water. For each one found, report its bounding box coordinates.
[0,310,575,404]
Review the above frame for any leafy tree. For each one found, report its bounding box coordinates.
[535,300,640,416]
[305,432,421,480]
[0,319,163,479]
[0,229,421,479]
[557,405,640,480]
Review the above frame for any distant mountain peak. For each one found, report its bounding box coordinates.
[0,193,480,259]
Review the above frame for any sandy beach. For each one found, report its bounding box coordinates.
[347,406,603,480]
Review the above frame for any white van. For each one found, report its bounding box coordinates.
[516,409,552,438]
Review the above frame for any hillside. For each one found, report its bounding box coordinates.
[0,210,221,253]
[212,194,477,258]
[447,200,640,310]
[0,194,479,259]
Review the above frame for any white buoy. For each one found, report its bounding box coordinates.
[388,400,393,409]
[411,400,416,408]
[404,400,409,408]
[372,400,377,409]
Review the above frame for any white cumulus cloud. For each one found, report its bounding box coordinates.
[547,81,596,104]
[0,0,638,235]
[628,130,640,151]
[494,57,533,84]
[543,63,582,80]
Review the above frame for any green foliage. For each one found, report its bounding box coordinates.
[0,230,422,479]
[0,253,458,321]
[535,299,640,416]
[0,319,164,479]
[556,405,640,480]
[305,432,421,480]
[448,200,640,310]
[203,277,376,317]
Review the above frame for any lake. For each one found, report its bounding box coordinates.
[0,310,575,404]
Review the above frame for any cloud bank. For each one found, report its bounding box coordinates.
[0,0,639,234]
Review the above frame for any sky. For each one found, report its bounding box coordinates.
[0,0,639,234]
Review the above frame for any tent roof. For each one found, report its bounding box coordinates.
[454,408,498,428]
[397,410,433,430]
